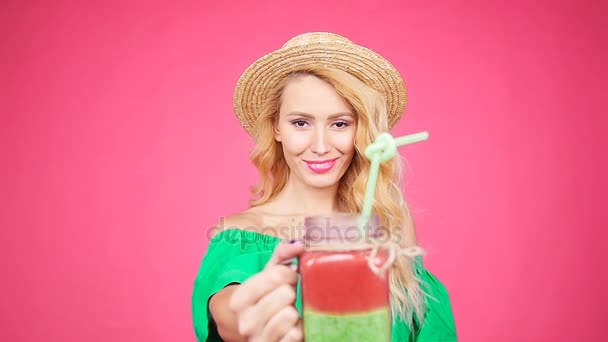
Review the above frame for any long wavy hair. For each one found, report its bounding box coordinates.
[248,66,427,328]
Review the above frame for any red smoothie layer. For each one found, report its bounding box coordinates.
[299,249,390,314]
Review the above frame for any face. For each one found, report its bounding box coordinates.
[274,74,357,190]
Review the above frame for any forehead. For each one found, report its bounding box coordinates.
[279,75,353,116]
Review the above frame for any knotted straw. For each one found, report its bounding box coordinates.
[359,131,429,275]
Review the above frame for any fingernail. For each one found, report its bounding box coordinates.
[290,239,303,245]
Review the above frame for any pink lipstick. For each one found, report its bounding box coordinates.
[305,158,339,174]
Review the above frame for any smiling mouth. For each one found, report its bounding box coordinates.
[304,158,339,174]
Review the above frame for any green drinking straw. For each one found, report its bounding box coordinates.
[358,131,430,230]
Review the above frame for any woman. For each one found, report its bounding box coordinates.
[192,32,457,341]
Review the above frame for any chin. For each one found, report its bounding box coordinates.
[306,180,339,189]
[302,174,343,189]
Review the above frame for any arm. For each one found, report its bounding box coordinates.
[195,215,303,342]
[209,285,247,342]
[192,216,258,342]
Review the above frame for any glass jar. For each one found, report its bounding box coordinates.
[299,214,391,341]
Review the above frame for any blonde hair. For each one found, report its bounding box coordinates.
[249,66,427,328]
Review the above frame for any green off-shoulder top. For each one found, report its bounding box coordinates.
[192,229,457,341]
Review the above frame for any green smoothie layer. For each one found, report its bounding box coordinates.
[303,307,390,341]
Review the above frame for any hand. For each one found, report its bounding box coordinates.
[229,242,304,342]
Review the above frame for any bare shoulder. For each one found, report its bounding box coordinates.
[210,210,262,239]
[221,211,261,231]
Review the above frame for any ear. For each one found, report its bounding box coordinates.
[273,120,282,142]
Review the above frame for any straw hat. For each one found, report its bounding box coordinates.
[233,32,407,136]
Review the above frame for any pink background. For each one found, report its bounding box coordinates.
[2,1,606,341]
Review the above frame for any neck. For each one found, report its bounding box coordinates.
[268,174,340,216]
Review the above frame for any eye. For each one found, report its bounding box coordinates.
[332,120,350,129]
[290,119,309,128]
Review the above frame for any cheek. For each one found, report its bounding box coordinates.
[332,134,356,156]
[280,133,310,156]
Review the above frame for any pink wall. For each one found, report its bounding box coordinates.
[2,1,605,341]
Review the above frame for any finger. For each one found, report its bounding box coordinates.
[280,319,303,342]
[266,241,304,267]
[229,265,298,313]
[237,284,296,336]
[260,306,299,342]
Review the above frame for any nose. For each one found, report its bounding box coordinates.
[311,128,330,155]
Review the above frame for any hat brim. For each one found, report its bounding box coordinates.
[233,41,407,136]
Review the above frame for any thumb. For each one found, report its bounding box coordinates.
[266,241,304,268]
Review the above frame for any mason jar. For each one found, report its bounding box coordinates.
[299,214,391,342]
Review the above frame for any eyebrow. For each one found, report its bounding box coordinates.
[285,111,355,119]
